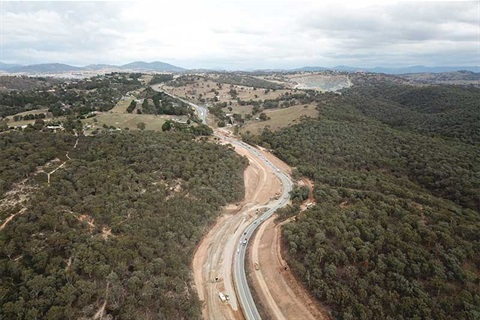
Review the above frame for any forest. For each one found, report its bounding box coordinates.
[0,73,142,118]
[137,87,192,116]
[343,83,480,144]
[255,82,480,319]
[0,130,247,319]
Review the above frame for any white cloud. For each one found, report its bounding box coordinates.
[0,0,478,69]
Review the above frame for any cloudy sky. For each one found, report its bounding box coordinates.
[0,0,478,69]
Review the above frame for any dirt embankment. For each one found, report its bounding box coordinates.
[192,140,281,320]
[192,131,328,320]
[248,214,330,320]
[247,176,330,320]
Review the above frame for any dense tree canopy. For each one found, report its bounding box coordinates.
[256,83,480,319]
[0,73,142,118]
[0,130,247,319]
[140,88,192,116]
[343,83,480,144]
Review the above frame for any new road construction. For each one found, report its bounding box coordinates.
[222,135,293,320]
[155,86,310,320]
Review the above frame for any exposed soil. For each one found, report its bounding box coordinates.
[93,283,109,320]
[101,226,113,240]
[0,137,80,232]
[192,138,282,320]
[298,178,316,210]
[248,214,330,320]
[0,179,33,231]
[78,214,96,231]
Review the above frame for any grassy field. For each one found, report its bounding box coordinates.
[110,97,134,113]
[164,77,293,105]
[82,113,183,132]
[6,108,52,127]
[229,105,254,116]
[240,104,318,134]
[4,94,187,133]
[82,96,189,132]
[140,74,153,84]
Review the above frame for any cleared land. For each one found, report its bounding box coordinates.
[241,104,318,134]
[192,130,327,320]
[164,74,321,134]
[192,138,282,320]
[245,149,328,320]
[255,73,353,92]
[288,73,352,91]
[164,78,293,105]
[248,214,330,320]
[6,108,51,127]
[82,96,188,132]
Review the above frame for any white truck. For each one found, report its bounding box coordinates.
[218,292,226,302]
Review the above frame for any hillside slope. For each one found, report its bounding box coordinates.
[255,83,480,319]
[0,130,247,319]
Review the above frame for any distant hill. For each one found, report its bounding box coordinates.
[0,62,23,71]
[7,63,84,73]
[0,61,187,74]
[401,70,480,83]
[370,65,480,74]
[292,66,330,72]
[84,64,118,70]
[292,65,480,74]
[0,75,59,91]
[2,61,478,75]
[120,61,186,72]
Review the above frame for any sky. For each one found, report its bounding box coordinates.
[0,0,479,70]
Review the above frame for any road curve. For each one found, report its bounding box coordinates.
[151,85,208,124]
[223,136,293,320]
[155,85,293,319]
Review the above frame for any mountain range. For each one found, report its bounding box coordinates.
[293,65,480,74]
[0,61,186,73]
[0,61,478,75]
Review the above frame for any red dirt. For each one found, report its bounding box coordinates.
[249,214,330,320]
[192,139,281,320]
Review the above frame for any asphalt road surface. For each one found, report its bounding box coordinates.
[157,86,293,319]
[152,85,208,124]
[222,135,293,320]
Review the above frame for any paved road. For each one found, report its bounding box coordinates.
[151,85,208,124]
[222,135,293,320]
[157,85,293,320]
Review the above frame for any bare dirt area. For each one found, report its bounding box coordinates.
[255,72,353,92]
[0,179,33,232]
[248,214,330,320]
[298,178,316,210]
[192,138,282,320]
[1,137,80,232]
[164,77,290,105]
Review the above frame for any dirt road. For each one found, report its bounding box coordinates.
[192,140,282,320]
